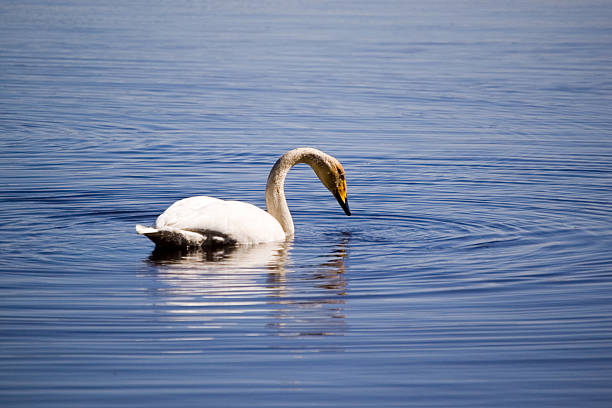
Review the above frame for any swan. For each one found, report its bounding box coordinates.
[136,147,351,248]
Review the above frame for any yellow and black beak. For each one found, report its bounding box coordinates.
[333,189,351,216]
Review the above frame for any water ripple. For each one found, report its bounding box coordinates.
[2,1,612,407]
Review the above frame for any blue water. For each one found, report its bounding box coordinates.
[2,1,612,406]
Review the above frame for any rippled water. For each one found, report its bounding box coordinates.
[2,1,612,406]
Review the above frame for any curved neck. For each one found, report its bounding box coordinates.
[265,148,330,237]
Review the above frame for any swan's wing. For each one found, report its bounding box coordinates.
[155,196,222,228]
[154,196,285,244]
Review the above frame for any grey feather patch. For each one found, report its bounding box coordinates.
[188,229,237,247]
[137,225,236,249]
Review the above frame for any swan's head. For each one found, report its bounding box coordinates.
[313,156,351,216]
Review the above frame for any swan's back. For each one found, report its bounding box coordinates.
[137,196,285,247]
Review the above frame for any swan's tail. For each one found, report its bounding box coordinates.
[135,224,158,235]
[136,225,235,248]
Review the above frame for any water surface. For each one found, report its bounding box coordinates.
[1,1,612,407]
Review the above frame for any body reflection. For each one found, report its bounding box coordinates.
[145,235,350,339]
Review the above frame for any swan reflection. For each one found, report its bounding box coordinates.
[146,236,349,338]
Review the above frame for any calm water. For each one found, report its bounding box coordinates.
[2,1,612,406]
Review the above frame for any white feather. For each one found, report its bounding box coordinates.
[154,196,285,244]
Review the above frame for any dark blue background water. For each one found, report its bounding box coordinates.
[2,1,612,406]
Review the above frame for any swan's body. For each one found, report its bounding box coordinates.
[136,147,350,248]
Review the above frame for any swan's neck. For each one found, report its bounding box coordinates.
[265,148,330,237]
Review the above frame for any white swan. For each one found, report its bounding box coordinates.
[136,147,351,248]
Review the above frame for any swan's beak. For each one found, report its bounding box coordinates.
[334,191,351,216]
